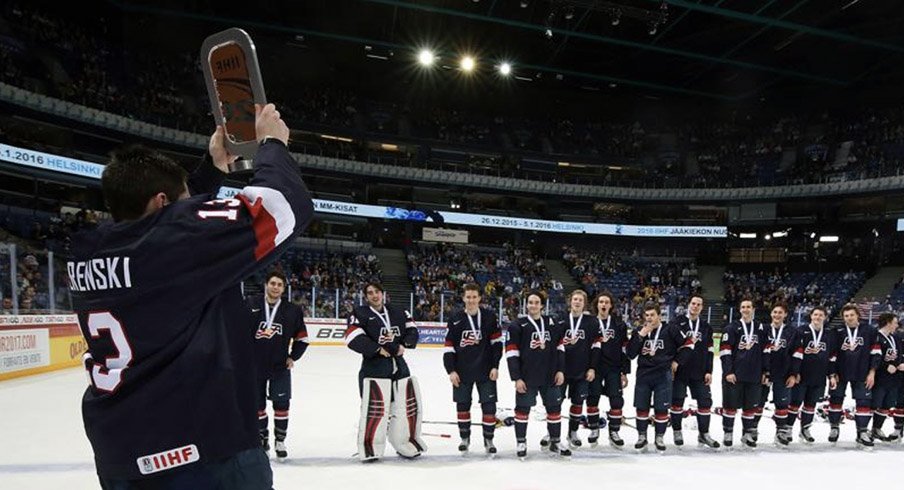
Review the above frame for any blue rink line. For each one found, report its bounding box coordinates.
[0,462,95,473]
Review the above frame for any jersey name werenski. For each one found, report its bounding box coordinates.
[67,256,132,292]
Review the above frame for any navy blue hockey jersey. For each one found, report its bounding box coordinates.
[719,319,769,383]
[442,308,503,383]
[790,324,837,385]
[833,323,881,381]
[556,313,601,380]
[248,296,309,376]
[626,323,693,381]
[505,315,565,387]
[596,315,630,375]
[875,330,901,382]
[763,323,797,380]
[671,315,713,381]
[71,141,314,479]
[345,304,419,381]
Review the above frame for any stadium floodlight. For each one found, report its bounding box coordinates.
[460,55,476,72]
[764,234,771,241]
[739,233,757,239]
[417,49,435,67]
[498,62,512,76]
[773,231,788,238]
[819,235,840,242]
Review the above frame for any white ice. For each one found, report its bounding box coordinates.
[1,346,901,489]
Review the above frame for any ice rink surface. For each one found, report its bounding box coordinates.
[2,346,902,489]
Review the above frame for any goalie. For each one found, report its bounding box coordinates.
[345,282,427,462]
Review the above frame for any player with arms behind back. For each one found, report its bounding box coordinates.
[71,104,313,489]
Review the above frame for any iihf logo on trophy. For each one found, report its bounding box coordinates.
[378,326,401,344]
[563,329,586,345]
[255,322,283,339]
[460,330,482,347]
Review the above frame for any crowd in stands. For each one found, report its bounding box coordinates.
[3,4,904,191]
[406,243,565,323]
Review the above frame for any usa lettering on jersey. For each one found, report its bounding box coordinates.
[738,334,759,350]
[254,321,283,340]
[563,329,586,345]
[601,327,616,342]
[641,339,665,356]
[769,337,787,351]
[805,340,826,354]
[529,331,552,349]
[460,330,482,347]
[841,337,864,351]
[378,326,401,344]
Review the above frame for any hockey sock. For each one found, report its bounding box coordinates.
[456,403,471,440]
[894,408,904,430]
[481,402,496,440]
[741,410,755,433]
[258,409,269,439]
[753,407,763,428]
[547,410,562,441]
[722,409,736,433]
[773,408,788,430]
[788,404,800,428]
[828,403,843,426]
[587,405,601,430]
[873,409,887,431]
[669,403,684,431]
[608,408,623,432]
[697,405,712,433]
[569,404,583,433]
[514,409,529,442]
[654,411,669,436]
[801,405,816,428]
[854,404,871,431]
[636,410,650,434]
[273,401,290,441]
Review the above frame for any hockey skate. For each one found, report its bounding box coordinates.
[890,427,903,442]
[856,430,874,450]
[609,430,625,449]
[698,433,720,449]
[741,431,757,449]
[588,428,600,447]
[673,429,684,447]
[458,437,470,454]
[274,440,288,459]
[261,434,270,454]
[828,425,840,444]
[635,433,648,452]
[539,434,550,448]
[484,438,497,457]
[549,439,572,458]
[775,429,792,448]
[800,426,815,444]
[517,442,528,461]
[722,431,733,448]
[871,428,890,443]
[567,431,582,449]
[654,434,666,453]
[750,428,759,444]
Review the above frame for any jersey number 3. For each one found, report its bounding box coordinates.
[84,312,133,393]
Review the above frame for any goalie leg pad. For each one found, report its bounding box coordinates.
[358,378,391,462]
[388,376,427,458]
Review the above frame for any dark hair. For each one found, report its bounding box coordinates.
[643,303,660,315]
[739,298,755,308]
[878,312,897,328]
[365,282,384,294]
[526,289,547,303]
[265,271,287,286]
[811,305,828,316]
[841,303,860,318]
[772,302,788,314]
[463,283,481,295]
[689,295,704,305]
[592,291,615,315]
[102,145,188,222]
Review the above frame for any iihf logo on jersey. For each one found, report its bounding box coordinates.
[841,336,864,351]
[563,329,586,346]
[641,339,664,356]
[460,330,482,347]
[738,334,759,350]
[530,331,552,349]
[378,326,401,344]
[804,340,826,354]
[255,322,283,339]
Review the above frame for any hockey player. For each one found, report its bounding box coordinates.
[345,282,426,462]
[895,321,904,440]
[71,104,313,487]
[870,312,902,442]
[588,291,630,448]
[788,306,837,444]
[669,296,719,449]
[720,299,769,448]
[506,290,568,460]
[626,303,694,452]
[828,303,881,447]
[443,283,503,455]
[556,290,601,449]
[250,270,309,459]
[760,302,798,447]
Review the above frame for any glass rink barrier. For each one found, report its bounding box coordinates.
[0,242,71,315]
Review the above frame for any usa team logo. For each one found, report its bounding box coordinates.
[884,350,898,362]
[770,338,787,351]
[255,322,283,340]
[738,335,759,350]
[601,328,616,342]
[563,329,586,346]
[841,337,863,351]
[378,326,401,344]
[805,341,826,354]
[460,330,482,347]
[641,339,664,356]
[530,331,552,349]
